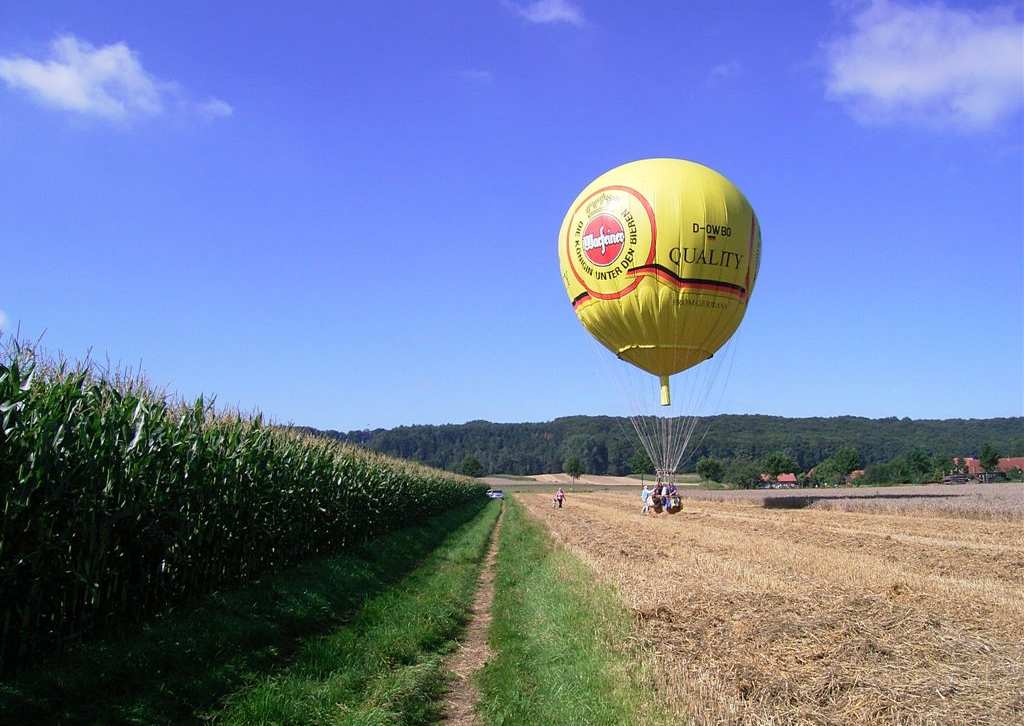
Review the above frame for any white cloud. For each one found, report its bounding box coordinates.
[0,35,162,120]
[506,0,585,26]
[825,1,1024,130]
[0,309,8,333]
[0,34,231,123]
[709,61,741,81]
[197,97,233,119]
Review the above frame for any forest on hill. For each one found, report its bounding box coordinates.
[303,415,1024,476]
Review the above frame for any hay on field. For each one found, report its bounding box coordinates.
[680,482,1024,522]
[520,492,1024,725]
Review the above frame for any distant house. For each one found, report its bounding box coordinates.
[760,472,798,488]
[848,469,865,482]
[954,457,982,475]
[995,457,1024,473]
[953,457,1024,477]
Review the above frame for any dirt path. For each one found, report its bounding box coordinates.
[519,492,1024,725]
[441,504,503,725]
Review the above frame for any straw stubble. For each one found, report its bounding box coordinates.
[521,490,1024,725]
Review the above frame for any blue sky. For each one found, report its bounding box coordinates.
[2,0,1022,430]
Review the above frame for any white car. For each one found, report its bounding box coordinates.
[485,489,505,499]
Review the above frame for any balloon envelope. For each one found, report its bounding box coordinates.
[558,158,761,394]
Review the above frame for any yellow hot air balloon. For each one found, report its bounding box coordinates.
[558,158,761,407]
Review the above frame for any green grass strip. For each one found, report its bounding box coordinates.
[477,497,673,726]
[216,499,501,725]
[0,501,490,725]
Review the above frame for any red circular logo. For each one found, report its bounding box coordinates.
[582,213,626,267]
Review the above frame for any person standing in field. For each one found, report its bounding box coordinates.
[649,480,663,514]
[664,481,679,512]
[641,484,651,514]
[554,488,566,509]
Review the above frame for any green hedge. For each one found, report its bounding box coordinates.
[0,345,483,673]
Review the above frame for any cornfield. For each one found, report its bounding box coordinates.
[0,342,483,673]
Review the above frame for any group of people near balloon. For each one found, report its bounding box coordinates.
[641,480,681,515]
[549,483,680,516]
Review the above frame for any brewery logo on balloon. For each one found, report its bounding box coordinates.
[566,186,656,299]
[581,214,625,267]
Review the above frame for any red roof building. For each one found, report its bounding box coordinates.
[954,457,1024,476]
[997,457,1024,473]
[760,472,798,483]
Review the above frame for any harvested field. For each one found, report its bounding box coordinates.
[679,482,1024,521]
[531,473,703,487]
[519,490,1024,725]
[479,473,705,491]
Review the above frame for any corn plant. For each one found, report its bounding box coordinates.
[0,342,484,673]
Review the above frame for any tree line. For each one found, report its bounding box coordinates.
[302,414,1024,478]
[693,441,1024,489]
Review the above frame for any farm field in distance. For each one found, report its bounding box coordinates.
[518,484,1024,725]
[480,472,705,492]
[679,481,1024,519]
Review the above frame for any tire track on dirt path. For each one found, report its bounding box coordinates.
[441,503,503,725]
